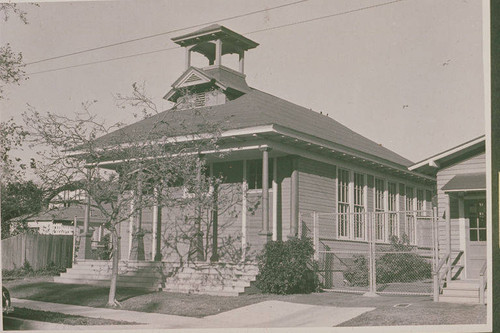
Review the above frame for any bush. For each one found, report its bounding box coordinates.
[2,261,65,279]
[343,235,432,286]
[255,238,320,294]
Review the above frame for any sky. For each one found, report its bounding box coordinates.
[0,0,486,167]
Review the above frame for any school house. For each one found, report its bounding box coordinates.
[56,25,439,297]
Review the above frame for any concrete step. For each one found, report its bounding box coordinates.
[66,267,163,278]
[58,272,160,283]
[442,289,479,297]
[165,276,253,287]
[446,281,480,290]
[438,296,480,304]
[161,284,246,295]
[53,277,159,290]
[167,272,257,281]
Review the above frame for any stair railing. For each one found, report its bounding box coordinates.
[433,250,464,302]
[433,252,450,301]
[479,261,487,304]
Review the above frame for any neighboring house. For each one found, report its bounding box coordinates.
[12,201,107,247]
[58,25,438,296]
[410,135,486,303]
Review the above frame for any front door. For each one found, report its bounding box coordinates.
[465,198,486,279]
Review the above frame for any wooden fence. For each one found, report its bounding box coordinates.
[2,234,73,271]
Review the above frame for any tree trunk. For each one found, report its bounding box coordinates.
[107,228,120,307]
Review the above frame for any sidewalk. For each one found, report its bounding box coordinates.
[12,298,203,329]
[12,297,375,328]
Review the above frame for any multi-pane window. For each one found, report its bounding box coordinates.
[337,169,350,238]
[406,186,415,244]
[467,200,486,242]
[387,182,398,238]
[375,178,385,241]
[353,173,365,239]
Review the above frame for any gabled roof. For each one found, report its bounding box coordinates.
[95,87,414,168]
[164,66,251,101]
[409,135,485,176]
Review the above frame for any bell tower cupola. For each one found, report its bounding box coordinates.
[172,24,259,74]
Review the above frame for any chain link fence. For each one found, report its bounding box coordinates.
[302,210,437,296]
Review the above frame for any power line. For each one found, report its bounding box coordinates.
[28,47,180,75]
[26,0,310,66]
[245,0,405,35]
[27,0,406,76]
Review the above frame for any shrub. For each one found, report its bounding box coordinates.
[343,235,432,286]
[2,261,65,279]
[255,238,320,294]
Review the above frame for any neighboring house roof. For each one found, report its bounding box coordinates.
[11,205,107,224]
[409,135,485,176]
[94,86,414,168]
[441,172,486,192]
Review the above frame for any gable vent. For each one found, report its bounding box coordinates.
[185,73,203,83]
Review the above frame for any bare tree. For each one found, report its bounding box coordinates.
[24,83,249,306]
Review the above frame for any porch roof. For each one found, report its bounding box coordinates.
[441,172,486,192]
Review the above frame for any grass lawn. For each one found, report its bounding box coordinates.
[7,307,138,326]
[3,276,487,326]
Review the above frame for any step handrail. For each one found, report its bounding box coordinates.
[479,261,487,304]
[433,250,464,302]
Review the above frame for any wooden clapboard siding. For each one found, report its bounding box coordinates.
[297,157,336,240]
[141,207,154,261]
[278,156,291,240]
[297,157,336,213]
[119,216,130,260]
[436,152,485,257]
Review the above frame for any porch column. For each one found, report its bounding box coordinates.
[239,50,245,74]
[154,187,163,261]
[130,178,145,261]
[259,147,272,240]
[215,39,222,66]
[288,156,299,238]
[195,156,205,261]
[210,183,219,262]
[272,157,278,241]
[445,193,452,282]
[242,160,248,259]
[78,169,92,260]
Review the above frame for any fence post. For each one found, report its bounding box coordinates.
[372,212,377,294]
[432,207,439,302]
[313,211,319,261]
[72,216,77,263]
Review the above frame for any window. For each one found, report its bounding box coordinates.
[405,186,415,243]
[387,182,398,238]
[353,173,365,239]
[375,178,385,241]
[337,169,350,238]
[416,189,424,216]
[247,159,273,190]
[467,199,486,242]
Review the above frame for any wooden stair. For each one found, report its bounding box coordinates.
[439,280,484,304]
[54,260,259,296]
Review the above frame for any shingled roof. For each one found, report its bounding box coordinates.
[94,86,413,167]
